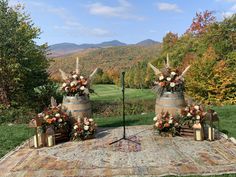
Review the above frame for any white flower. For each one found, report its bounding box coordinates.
[74,125,78,129]
[84,125,89,131]
[153,116,158,121]
[89,118,94,122]
[38,113,44,117]
[194,105,200,110]
[80,86,85,90]
[175,123,179,126]
[171,71,176,76]
[168,119,173,124]
[65,87,69,92]
[155,122,159,127]
[58,118,63,122]
[44,115,49,120]
[159,75,164,80]
[70,81,77,87]
[167,77,171,81]
[196,115,201,120]
[55,113,60,117]
[187,113,192,117]
[72,74,78,79]
[185,107,189,111]
[62,83,67,87]
[80,76,84,79]
[170,82,176,87]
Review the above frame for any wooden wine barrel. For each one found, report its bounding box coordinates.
[155,92,186,116]
[62,96,92,122]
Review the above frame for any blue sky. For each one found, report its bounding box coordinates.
[10,0,236,45]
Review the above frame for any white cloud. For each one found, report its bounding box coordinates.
[90,28,112,37]
[231,4,236,10]
[15,1,113,38]
[221,3,236,18]
[87,0,144,20]
[216,0,236,2]
[156,2,182,13]
[222,11,235,17]
[53,20,112,37]
[149,30,158,33]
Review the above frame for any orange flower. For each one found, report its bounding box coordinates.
[46,118,53,124]
[164,123,170,127]
[159,82,166,87]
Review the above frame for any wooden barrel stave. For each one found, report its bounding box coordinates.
[62,96,92,122]
[155,92,186,116]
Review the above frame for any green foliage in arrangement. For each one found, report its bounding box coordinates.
[0,0,49,108]
[151,12,236,105]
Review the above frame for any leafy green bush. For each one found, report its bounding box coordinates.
[91,99,155,117]
[0,106,35,124]
[33,81,63,111]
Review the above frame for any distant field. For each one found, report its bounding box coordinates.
[90,84,155,102]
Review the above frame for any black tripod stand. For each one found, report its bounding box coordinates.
[109,71,140,145]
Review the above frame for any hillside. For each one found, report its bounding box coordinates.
[48,40,127,57]
[49,44,162,81]
[48,39,160,57]
[136,39,160,46]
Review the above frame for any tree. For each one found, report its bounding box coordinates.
[0,0,49,107]
[162,32,178,51]
[187,10,216,35]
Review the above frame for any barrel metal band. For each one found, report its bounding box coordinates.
[159,97,184,100]
[156,104,184,107]
[63,101,89,104]
[67,108,91,112]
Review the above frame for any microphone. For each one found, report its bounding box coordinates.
[121,71,125,91]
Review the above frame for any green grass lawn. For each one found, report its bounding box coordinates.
[0,124,34,158]
[90,84,155,102]
[211,105,236,138]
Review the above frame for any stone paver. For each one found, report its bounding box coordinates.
[1,125,236,177]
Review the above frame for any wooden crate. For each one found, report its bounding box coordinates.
[54,129,70,143]
[180,125,194,137]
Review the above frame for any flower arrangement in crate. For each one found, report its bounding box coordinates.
[37,105,70,132]
[70,117,97,141]
[32,97,71,133]
[153,111,179,136]
[179,104,206,128]
[149,54,190,95]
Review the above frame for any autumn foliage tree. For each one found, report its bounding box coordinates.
[150,11,236,105]
[186,10,216,35]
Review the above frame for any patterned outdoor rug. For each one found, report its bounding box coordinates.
[1,125,236,177]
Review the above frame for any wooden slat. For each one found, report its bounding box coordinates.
[180,126,194,137]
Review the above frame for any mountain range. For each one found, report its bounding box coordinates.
[48,39,160,57]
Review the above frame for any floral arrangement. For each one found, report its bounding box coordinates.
[154,68,184,93]
[149,58,190,95]
[70,117,97,140]
[153,111,179,136]
[35,105,70,132]
[61,72,93,97]
[179,104,206,127]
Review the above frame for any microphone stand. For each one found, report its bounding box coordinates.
[109,71,140,145]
